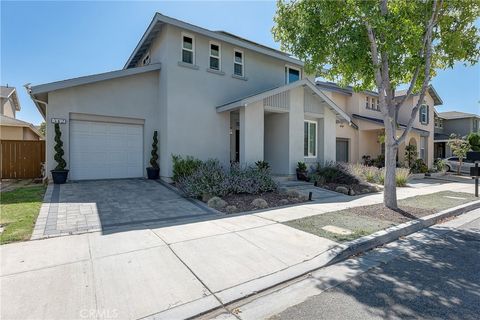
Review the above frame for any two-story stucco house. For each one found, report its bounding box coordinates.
[434,111,480,158]
[1,86,43,141]
[28,13,351,181]
[316,82,442,168]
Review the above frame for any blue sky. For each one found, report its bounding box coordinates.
[1,1,479,125]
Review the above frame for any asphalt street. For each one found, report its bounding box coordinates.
[271,215,480,320]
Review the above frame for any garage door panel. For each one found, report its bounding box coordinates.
[70,120,144,180]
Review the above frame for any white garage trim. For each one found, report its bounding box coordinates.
[70,112,145,125]
[69,120,144,180]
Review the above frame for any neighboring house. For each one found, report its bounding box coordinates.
[0,86,43,140]
[434,111,480,158]
[27,13,351,181]
[316,82,441,168]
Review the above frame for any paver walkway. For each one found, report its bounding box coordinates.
[32,179,216,239]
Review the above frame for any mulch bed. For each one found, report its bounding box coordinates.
[350,203,435,224]
[215,192,307,214]
[319,182,379,196]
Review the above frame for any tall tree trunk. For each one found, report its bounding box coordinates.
[384,131,398,209]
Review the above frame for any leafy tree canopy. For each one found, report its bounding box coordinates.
[273,0,480,92]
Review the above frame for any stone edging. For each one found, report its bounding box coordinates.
[145,199,480,319]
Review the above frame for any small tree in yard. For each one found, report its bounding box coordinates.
[53,123,66,170]
[273,0,480,209]
[150,131,159,169]
[405,144,418,169]
[448,134,470,174]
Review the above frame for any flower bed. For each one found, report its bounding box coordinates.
[171,155,308,213]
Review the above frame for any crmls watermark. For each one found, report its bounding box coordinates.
[79,309,119,319]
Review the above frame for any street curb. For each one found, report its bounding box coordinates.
[165,200,480,319]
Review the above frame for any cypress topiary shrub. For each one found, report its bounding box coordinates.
[146,131,160,179]
[51,123,69,184]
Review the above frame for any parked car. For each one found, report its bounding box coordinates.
[444,157,476,174]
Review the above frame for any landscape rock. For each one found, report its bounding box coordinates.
[202,193,213,202]
[225,205,237,214]
[335,186,349,194]
[251,198,268,209]
[286,189,300,198]
[279,199,289,206]
[207,196,227,209]
[348,189,356,196]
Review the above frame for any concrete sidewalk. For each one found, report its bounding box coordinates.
[1,177,477,320]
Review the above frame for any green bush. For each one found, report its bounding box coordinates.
[172,154,202,182]
[149,131,159,169]
[343,163,409,186]
[297,161,307,171]
[53,124,66,170]
[312,163,359,185]
[411,159,428,174]
[467,132,480,151]
[404,144,418,168]
[433,158,447,172]
[255,160,270,170]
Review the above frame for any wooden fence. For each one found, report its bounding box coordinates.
[1,140,45,179]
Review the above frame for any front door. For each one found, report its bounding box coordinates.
[336,138,349,163]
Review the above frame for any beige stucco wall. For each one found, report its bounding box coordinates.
[0,126,23,140]
[45,70,160,179]
[1,98,16,118]
[23,127,40,140]
[336,123,359,163]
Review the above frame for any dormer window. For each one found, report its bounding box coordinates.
[209,42,221,70]
[285,66,301,84]
[182,33,195,64]
[234,50,244,77]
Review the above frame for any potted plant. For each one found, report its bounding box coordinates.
[146,130,160,179]
[50,123,69,184]
[296,161,309,181]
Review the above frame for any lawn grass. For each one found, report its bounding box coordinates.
[1,185,46,244]
[285,191,478,243]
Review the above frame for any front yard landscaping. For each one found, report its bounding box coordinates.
[1,183,46,244]
[171,155,308,213]
[285,191,478,242]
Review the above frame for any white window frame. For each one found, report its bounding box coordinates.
[233,49,244,77]
[365,96,370,109]
[285,65,301,84]
[304,120,317,158]
[419,104,428,124]
[209,41,221,71]
[181,32,195,65]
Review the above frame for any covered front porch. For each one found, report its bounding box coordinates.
[217,79,351,175]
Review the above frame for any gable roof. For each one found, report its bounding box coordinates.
[0,86,21,111]
[352,114,430,136]
[316,81,443,106]
[124,13,303,69]
[0,115,43,138]
[438,111,480,120]
[216,79,351,123]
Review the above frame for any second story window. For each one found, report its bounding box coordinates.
[234,50,244,77]
[182,34,195,64]
[366,97,370,109]
[285,66,301,84]
[209,42,221,70]
[419,104,428,124]
[376,98,380,111]
[474,119,478,132]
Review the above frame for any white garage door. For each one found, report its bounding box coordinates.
[70,120,143,180]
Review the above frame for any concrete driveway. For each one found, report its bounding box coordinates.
[32,179,216,239]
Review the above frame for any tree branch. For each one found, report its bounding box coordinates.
[395,0,443,146]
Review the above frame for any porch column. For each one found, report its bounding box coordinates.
[239,101,264,164]
[318,108,337,164]
[289,87,305,174]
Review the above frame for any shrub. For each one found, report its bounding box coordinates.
[149,131,159,169]
[467,132,480,151]
[228,163,277,194]
[297,161,307,171]
[313,163,359,185]
[255,160,270,170]
[251,198,268,209]
[172,154,202,182]
[433,158,447,172]
[53,124,66,170]
[410,159,428,174]
[395,168,410,187]
[405,144,418,168]
[179,159,228,197]
[373,154,385,168]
